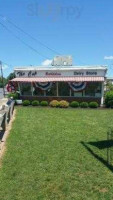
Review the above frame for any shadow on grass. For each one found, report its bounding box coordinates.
[88,140,113,149]
[81,141,113,172]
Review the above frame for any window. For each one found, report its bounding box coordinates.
[46,83,57,96]
[19,83,32,96]
[33,88,44,96]
[58,82,70,96]
[84,82,101,97]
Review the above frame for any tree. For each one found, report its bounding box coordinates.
[7,72,15,81]
[0,76,8,88]
[106,81,113,91]
[0,72,15,88]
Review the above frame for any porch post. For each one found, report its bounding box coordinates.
[101,82,104,106]
[31,82,34,96]
[44,90,46,97]
[56,82,59,97]
[70,89,71,97]
[18,82,21,96]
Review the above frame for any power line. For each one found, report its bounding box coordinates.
[0,14,61,55]
[0,14,89,66]
[0,21,49,60]
[2,61,13,68]
[7,19,61,55]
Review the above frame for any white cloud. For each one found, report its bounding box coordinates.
[2,64,9,70]
[104,56,113,60]
[41,59,52,66]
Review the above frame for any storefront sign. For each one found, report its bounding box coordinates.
[15,68,105,78]
[74,71,97,76]
[17,71,37,77]
[86,71,97,75]
[45,72,61,76]
[28,71,37,77]
[17,71,25,77]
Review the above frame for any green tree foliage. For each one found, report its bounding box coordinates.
[0,72,15,88]
[106,81,113,91]
[105,91,113,108]
[0,76,8,88]
[7,72,15,81]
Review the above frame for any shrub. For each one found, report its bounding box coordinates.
[105,91,113,108]
[89,102,99,108]
[59,100,69,108]
[8,92,19,100]
[50,100,60,107]
[107,100,113,108]
[80,102,88,108]
[70,101,79,108]
[40,101,48,106]
[32,100,39,106]
[22,100,30,106]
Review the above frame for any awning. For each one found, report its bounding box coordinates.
[10,76,105,83]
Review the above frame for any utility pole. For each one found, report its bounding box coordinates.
[0,61,5,97]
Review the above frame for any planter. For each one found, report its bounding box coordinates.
[16,100,22,105]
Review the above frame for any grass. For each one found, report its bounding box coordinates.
[0,107,113,200]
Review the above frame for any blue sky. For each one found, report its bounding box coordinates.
[0,0,113,77]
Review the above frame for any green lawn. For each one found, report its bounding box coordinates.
[0,107,113,200]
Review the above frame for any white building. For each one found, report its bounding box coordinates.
[10,56,107,105]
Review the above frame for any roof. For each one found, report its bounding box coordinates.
[14,65,108,71]
[107,77,113,80]
[11,76,105,83]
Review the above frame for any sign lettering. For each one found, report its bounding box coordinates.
[46,72,61,76]
[74,71,98,76]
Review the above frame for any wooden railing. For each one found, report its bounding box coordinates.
[0,100,15,132]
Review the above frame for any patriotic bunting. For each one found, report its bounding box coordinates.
[34,82,53,91]
[68,82,87,92]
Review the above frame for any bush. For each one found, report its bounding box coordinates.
[107,100,113,108]
[8,92,19,100]
[80,102,89,108]
[40,101,48,106]
[89,102,99,108]
[70,101,79,108]
[50,100,60,108]
[59,100,69,108]
[105,91,113,108]
[32,100,39,106]
[22,100,30,106]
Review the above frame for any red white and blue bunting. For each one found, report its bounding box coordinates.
[6,83,16,92]
[68,82,87,92]
[34,82,53,91]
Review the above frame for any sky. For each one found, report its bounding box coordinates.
[0,0,113,77]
